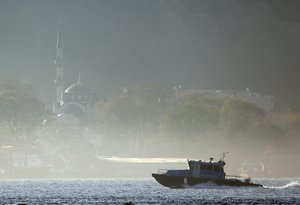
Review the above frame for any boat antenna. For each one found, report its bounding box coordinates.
[220,152,228,161]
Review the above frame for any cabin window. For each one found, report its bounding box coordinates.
[214,166,220,171]
[201,164,206,170]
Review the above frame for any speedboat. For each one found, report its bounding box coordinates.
[152,154,262,188]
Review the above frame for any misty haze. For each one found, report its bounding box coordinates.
[0,0,300,182]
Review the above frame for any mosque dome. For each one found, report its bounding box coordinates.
[59,103,84,118]
[65,81,93,94]
[63,75,96,105]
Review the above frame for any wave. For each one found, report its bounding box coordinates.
[183,182,218,189]
[263,181,300,189]
[182,182,253,189]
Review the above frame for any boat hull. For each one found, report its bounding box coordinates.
[152,174,262,188]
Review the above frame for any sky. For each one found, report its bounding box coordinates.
[1,0,300,109]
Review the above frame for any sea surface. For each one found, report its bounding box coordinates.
[0,178,299,204]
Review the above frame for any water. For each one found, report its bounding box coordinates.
[0,178,299,204]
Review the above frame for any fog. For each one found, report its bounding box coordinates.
[0,0,299,178]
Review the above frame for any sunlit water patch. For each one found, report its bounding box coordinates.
[0,178,299,204]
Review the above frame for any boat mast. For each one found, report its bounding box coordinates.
[220,152,229,161]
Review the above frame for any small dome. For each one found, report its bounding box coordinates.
[65,82,94,94]
[59,103,84,117]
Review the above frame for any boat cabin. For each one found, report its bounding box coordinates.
[161,157,227,180]
[187,158,225,179]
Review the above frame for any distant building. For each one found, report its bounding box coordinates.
[12,149,43,169]
[52,28,96,125]
[200,89,274,112]
[0,145,48,177]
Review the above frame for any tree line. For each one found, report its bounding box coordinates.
[0,80,299,160]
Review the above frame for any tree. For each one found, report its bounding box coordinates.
[0,79,45,140]
[219,97,266,136]
[94,83,174,152]
[160,91,223,140]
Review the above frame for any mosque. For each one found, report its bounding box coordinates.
[52,29,97,125]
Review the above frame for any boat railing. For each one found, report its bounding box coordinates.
[226,174,248,179]
[226,175,251,183]
[157,169,168,174]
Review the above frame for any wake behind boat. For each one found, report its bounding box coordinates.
[152,153,262,188]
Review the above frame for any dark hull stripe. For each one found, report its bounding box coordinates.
[152,174,262,188]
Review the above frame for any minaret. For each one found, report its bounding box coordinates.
[77,73,81,84]
[53,27,64,114]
